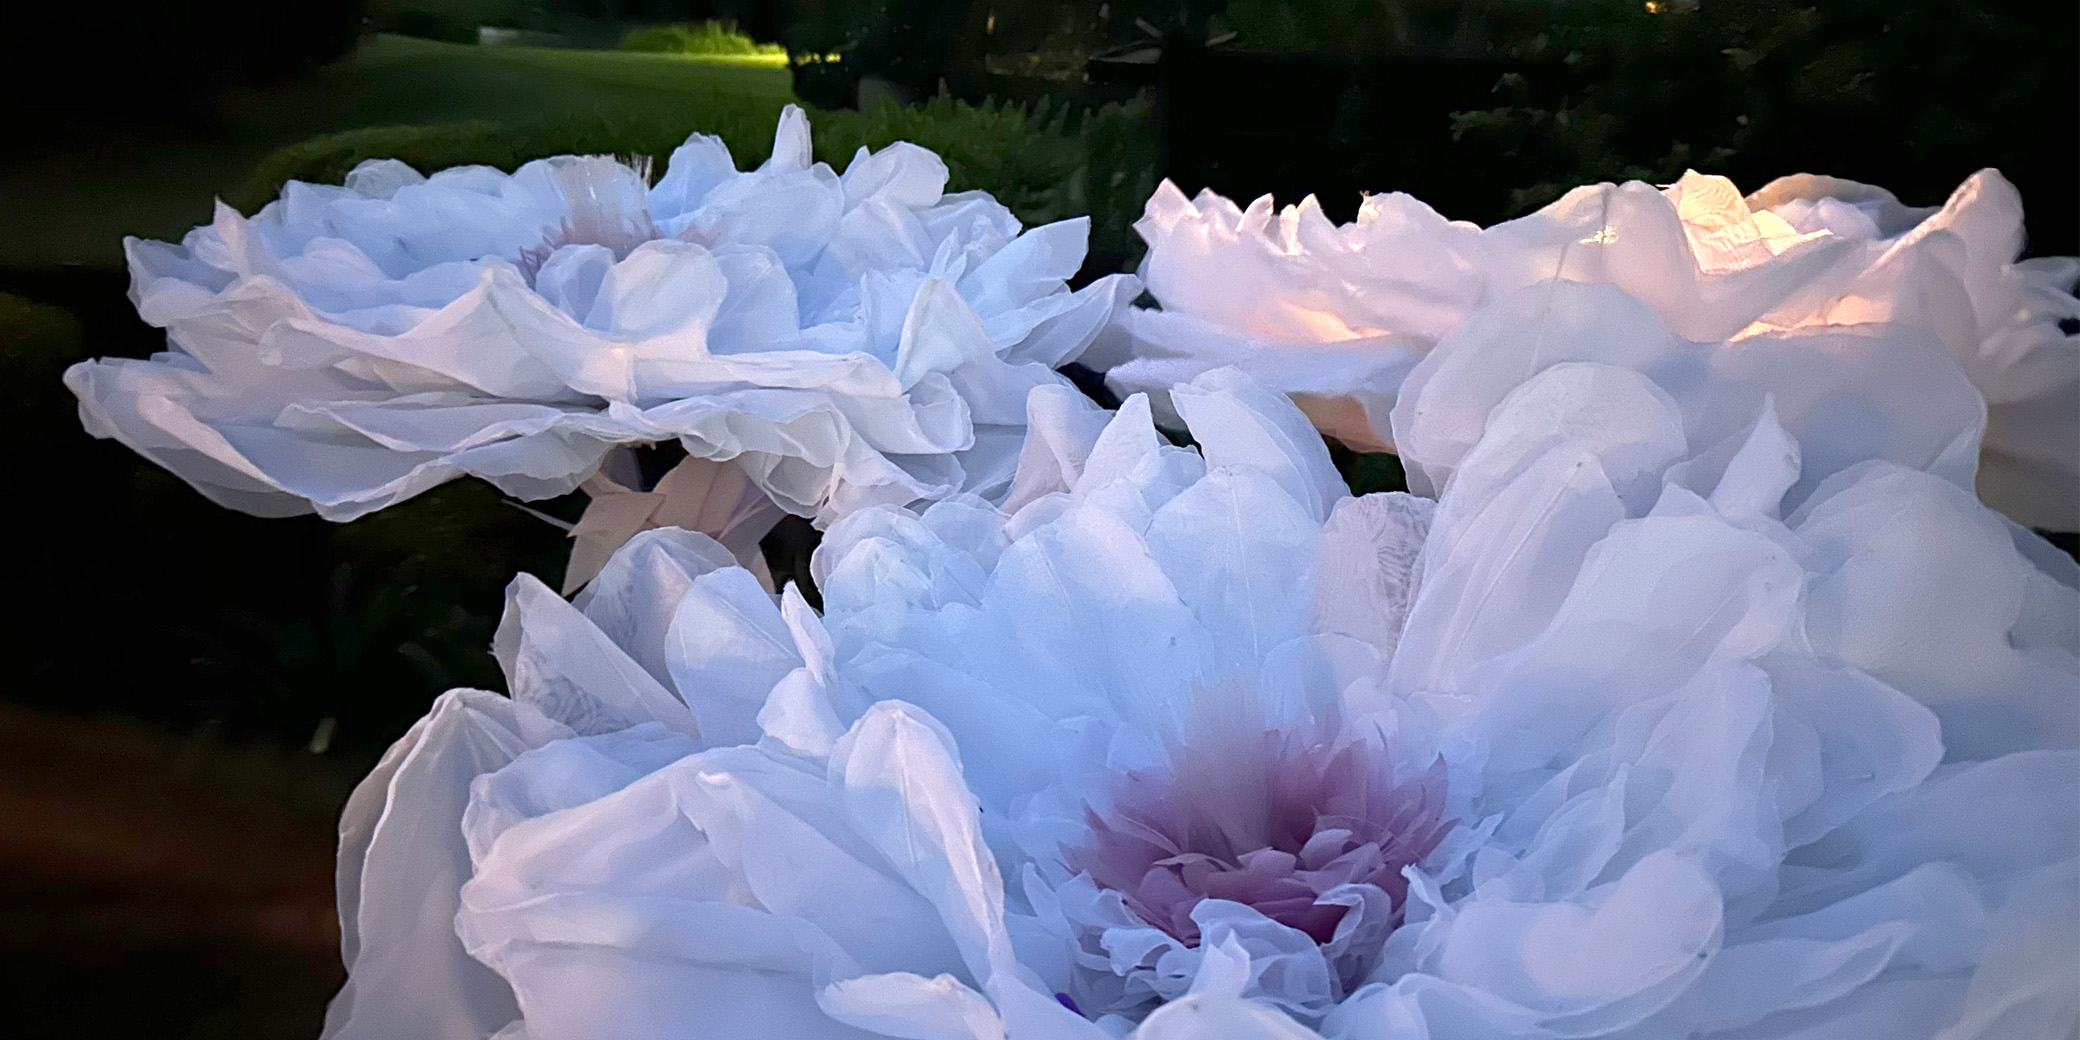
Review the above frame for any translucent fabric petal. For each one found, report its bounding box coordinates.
[322,690,571,1040]
[1102,171,2076,529]
[328,362,2075,1039]
[69,105,1140,534]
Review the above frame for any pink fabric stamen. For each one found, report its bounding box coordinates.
[1063,734,1452,947]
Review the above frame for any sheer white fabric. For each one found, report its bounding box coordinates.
[67,106,1139,528]
[1100,171,2079,530]
[327,342,2074,1037]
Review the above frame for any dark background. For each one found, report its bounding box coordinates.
[0,1,2073,1035]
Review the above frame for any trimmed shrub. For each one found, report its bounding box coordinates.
[384,8,482,44]
[0,283,562,751]
[621,20,784,57]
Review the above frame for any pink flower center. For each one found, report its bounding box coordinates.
[518,156,662,285]
[1062,735,1451,947]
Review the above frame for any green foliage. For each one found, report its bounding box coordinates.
[383,8,484,44]
[109,463,545,749]
[0,293,88,460]
[461,40,797,100]
[1193,0,2069,252]
[1222,0,1456,55]
[813,95,1156,265]
[1218,0,1583,57]
[621,20,784,57]
[0,292,83,362]
[1074,97,1162,270]
[1445,0,2075,242]
[1328,442,1410,497]
[0,283,561,752]
[367,0,536,40]
[331,478,575,591]
[815,94,1040,191]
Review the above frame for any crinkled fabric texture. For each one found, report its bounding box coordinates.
[1098,170,2080,530]
[328,353,2075,1038]
[66,105,1139,526]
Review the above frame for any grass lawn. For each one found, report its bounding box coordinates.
[0,34,795,269]
[475,41,793,99]
[342,33,794,121]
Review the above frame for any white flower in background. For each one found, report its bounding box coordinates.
[65,105,1140,578]
[1739,173,2080,533]
[1097,170,2080,529]
[326,349,2075,1038]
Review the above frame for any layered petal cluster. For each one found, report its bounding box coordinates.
[328,345,2076,1038]
[1099,171,2080,529]
[66,106,1138,528]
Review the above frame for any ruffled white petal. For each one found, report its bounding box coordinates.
[326,353,2077,1039]
[71,105,1140,537]
[322,689,570,1040]
[1106,170,2078,529]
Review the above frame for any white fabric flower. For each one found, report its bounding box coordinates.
[1098,171,2080,529]
[325,325,2075,1039]
[65,105,1139,538]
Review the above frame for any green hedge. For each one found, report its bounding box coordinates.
[1443,0,2075,247]
[0,283,568,751]
[231,94,1155,272]
[0,293,88,460]
[621,20,783,57]
[383,8,482,44]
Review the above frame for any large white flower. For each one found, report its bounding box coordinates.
[324,318,2076,1039]
[1097,170,2080,529]
[65,105,1139,558]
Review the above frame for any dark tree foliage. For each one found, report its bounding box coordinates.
[1453,0,2079,255]
[1142,0,2075,256]
[535,0,791,40]
[1,0,366,131]
[785,0,988,105]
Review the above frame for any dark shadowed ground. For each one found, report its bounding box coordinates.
[0,706,371,1038]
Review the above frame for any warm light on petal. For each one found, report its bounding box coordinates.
[1099,170,2078,530]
